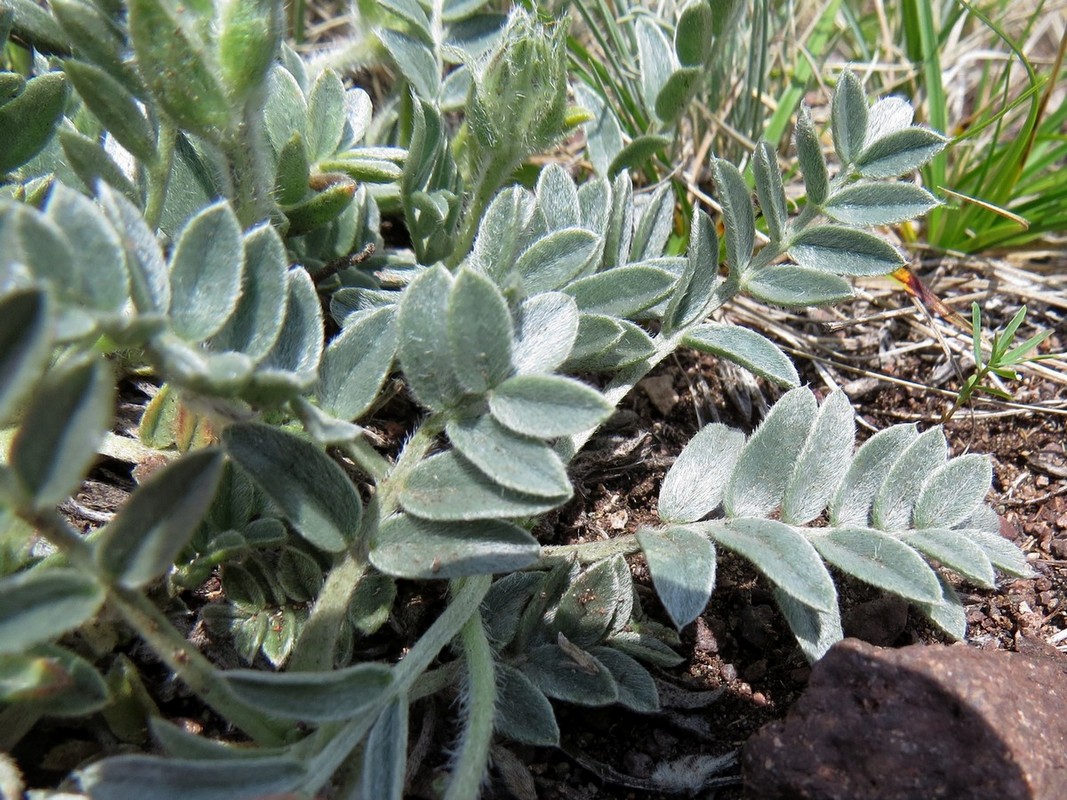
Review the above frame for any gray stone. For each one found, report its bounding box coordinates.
[742,638,1067,800]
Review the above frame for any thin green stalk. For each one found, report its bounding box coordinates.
[444,613,495,800]
[28,509,288,746]
[224,99,276,227]
[289,552,367,672]
[540,534,642,565]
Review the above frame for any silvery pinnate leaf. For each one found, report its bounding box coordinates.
[470,186,535,282]
[565,317,654,371]
[912,454,992,530]
[77,754,307,800]
[603,171,634,270]
[683,323,799,389]
[264,66,308,154]
[167,202,244,343]
[966,526,1033,578]
[658,423,746,523]
[515,227,600,294]
[831,424,919,527]
[495,663,560,746]
[752,141,788,243]
[0,288,50,424]
[578,177,611,234]
[63,60,156,164]
[675,0,715,67]
[400,450,570,521]
[60,127,141,209]
[607,134,671,179]
[862,96,915,148]
[254,269,324,389]
[317,306,398,421]
[489,373,611,438]
[397,265,461,411]
[361,698,408,800]
[830,69,867,166]
[511,292,579,375]
[630,183,674,262]
[45,185,128,314]
[635,16,676,115]
[0,568,105,654]
[9,357,112,510]
[794,106,829,206]
[222,422,362,553]
[224,662,392,722]
[379,0,432,41]
[654,67,702,123]
[98,184,168,315]
[712,158,754,273]
[724,386,817,518]
[781,391,855,525]
[823,182,939,226]
[447,268,513,395]
[536,163,581,231]
[563,263,676,318]
[96,449,225,588]
[872,428,948,532]
[742,264,852,307]
[703,518,837,612]
[590,646,659,712]
[128,0,231,137]
[521,642,619,706]
[664,208,720,332]
[0,72,66,173]
[370,514,540,578]
[901,529,995,588]
[809,527,942,603]
[855,127,947,179]
[446,415,570,498]
[637,525,716,629]
[773,588,843,662]
[482,572,545,647]
[788,225,905,276]
[208,224,288,362]
[576,82,624,177]
[549,556,629,648]
[376,27,439,102]
[913,573,967,640]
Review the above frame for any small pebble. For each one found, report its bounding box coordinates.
[720,663,738,682]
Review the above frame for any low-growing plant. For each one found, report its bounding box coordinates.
[0,1,1032,797]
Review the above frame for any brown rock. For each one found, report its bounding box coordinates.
[742,638,1067,800]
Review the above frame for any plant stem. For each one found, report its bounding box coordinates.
[28,509,288,746]
[444,612,495,800]
[539,533,642,564]
[289,552,367,673]
[224,98,276,227]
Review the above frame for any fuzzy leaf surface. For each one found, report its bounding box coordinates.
[97,450,224,588]
[224,662,391,722]
[521,643,618,706]
[0,569,104,653]
[706,518,837,611]
[78,755,306,800]
[489,374,612,438]
[447,268,513,394]
[724,387,817,518]
[223,423,362,552]
[495,663,559,746]
[713,159,754,273]
[810,528,941,602]
[0,288,50,424]
[781,391,855,525]
[401,451,569,521]
[831,425,919,527]
[511,292,579,374]
[446,415,570,498]
[789,225,904,276]
[743,266,852,307]
[684,324,799,388]
[856,127,946,178]
[872,428,947,531]
[658,423,746,523]
[912,455,992,530]
[824,183,939,226]
[318,306,398,421]
[371,514,540,578]
[638,526,715,629]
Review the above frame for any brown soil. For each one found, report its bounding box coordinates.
[35,269,1066,800]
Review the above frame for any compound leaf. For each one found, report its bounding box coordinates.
[789,225,905,276]
[658,423,746,523]
[781,390,855,525]
[810,528,941,603]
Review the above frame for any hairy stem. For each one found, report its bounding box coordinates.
[29,509,288,746]
[539,534,642,564]
[143,119,176,230]
[444,612,495,800]
[289,552,367,673]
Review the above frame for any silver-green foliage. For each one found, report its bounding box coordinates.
[0,4,1027,799]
